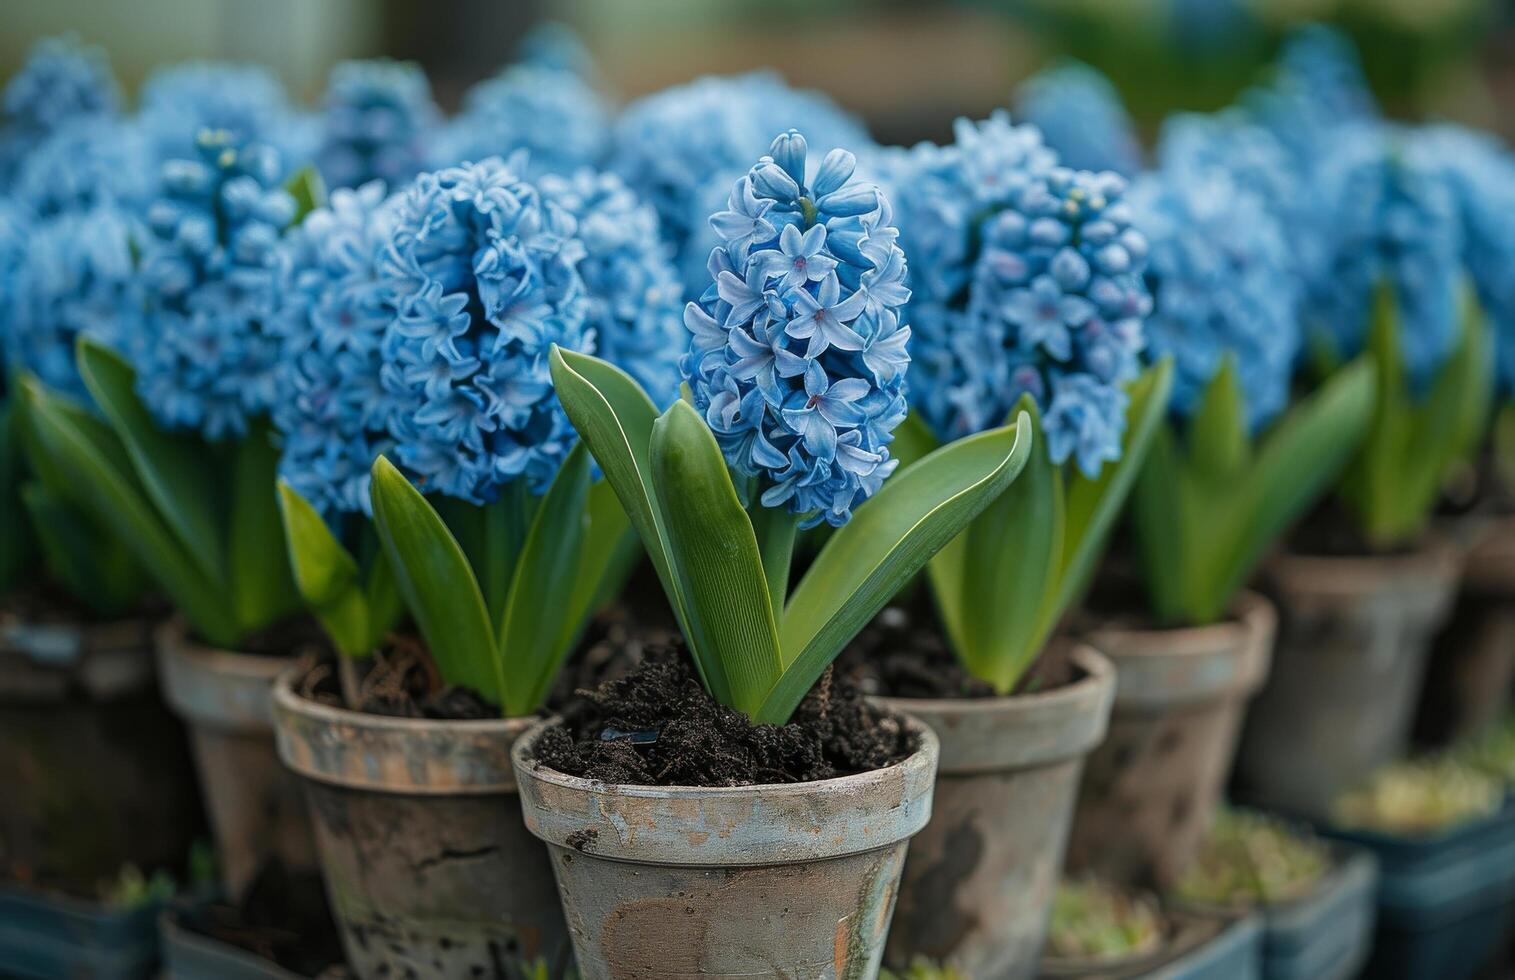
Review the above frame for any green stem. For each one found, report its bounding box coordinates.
[750,505,797,627]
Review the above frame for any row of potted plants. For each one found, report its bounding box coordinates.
[1,20,1513,980]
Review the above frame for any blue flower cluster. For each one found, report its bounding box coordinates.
[0,201,32,378]
[885,113,1149,476]
[516,21,596,78]
[133,131,297,440]
[1014,61,1142,177]
[317,59,439,192]
[272,181,399,515]
[0,34,118,183]
[1244,24,1377,167]
[612,73,872,296]
[1311,126,1464,391]
[433,65,609,182]
[12,116,155,217]
[139,62,309,168]
[1129,166,1300,430]
[684,130,911,528]
[539,169,685,406]
[375,156,589,503]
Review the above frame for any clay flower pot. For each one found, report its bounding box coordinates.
[1234,541,1461,818]
[155,620,316,898]
[512,714,939,980]
[272,672,569,978]
[879,646,1116,979]
[0,614,202,892]
[1066,592,1276,886]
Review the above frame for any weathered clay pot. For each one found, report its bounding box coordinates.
[879,646,1116,979]
[0,614,202,885]
[1417,516,1515,745]
[156,621,315,898]
[1066,592,1276,886]
[1234,541,1462,819]
[513,714,939,980]
[272,672,569,979]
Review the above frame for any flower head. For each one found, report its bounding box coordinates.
[132,130,297,440]
[1243,24,1377,167]
[1,34,118,181]
[12,115,155,217]
[139,62,308,167]
[1311,124,1463,391]
[890,113,1150,477]
[432,65,609,182]
[516,21,596,77]
[1130,165,1300,430]
[613,73,871,296]
[317,59,439,191]
[539,169,685,406]
[0,200,33,378]
[1015,61,1142,177]
[685,130,911,528]
[376,156,589,503]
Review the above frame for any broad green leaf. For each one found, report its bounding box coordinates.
[949,400,1062,691]
[570,478,637,627]
[22,482,137,618]
[890,411,940,471]
[21,379,239,644]
[277,481,372,657]
[362,545,405,651]
[498,442,591,715]
[549,347,693,647]
[1130,423,1194,623]
[1188,358,1249,480]
[768,413,1033,723]
[370,455,502,706]
[650,400,781,717]
[285,165,327,223]
[749,503,797,624]
[1055,359,1173,620]
[228,421,299,632]
[76,338,226,586]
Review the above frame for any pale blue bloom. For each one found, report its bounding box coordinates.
[432,65,609,181]
[12,116,155,217]
[139,61,309,168]
[685,130,911,528]
[1015,61,1142,176]
[1,34,118,184]
[317,59,439,191]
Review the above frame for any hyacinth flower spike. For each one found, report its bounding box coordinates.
[553,131,1032,724]
[269,158,680,716]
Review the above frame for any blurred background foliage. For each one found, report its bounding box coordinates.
[3,0,1508,151]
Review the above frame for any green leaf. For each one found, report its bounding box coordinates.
[569,478,637,627]
[20,379,240,644]
[768,413,1033,722]
[277,480,372,657]
[1130,422,1194,623]
[890,411,940,471]
[1188,357,1249,480]
[1054,359,1173,620]
[0,398,35,592]
[749,503,797,625]
[549,346,691,640]
[650,400,781,717]
[946,400,1063,692]
[284,165,327,223]
[497,442,591,715]
[362,544,405,651]
[228,421,299,633]
[370,455,502,707]
[21,482,137,617]
[76,338,226,587]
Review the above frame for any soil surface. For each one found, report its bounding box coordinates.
[179,861,344,976]
[229,614,332,659]
[532,648,916,786]
[296,637,495,719]
[836,604,1075,699]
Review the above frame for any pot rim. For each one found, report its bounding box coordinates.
[155,618,288,731]
[1085,590,1276,708]
[1271,534,1463,598]
[511,712,939,866]
[878,645,1116,773]
[271,667,532,795]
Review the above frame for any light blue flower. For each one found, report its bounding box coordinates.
[317,59,439,191]
[139,61,309,168]
[432,65,609,182]
[1130,165,1300,430]
[613,73,872,297]
[516,21,596,78]
[1015,60,1142,177]
[133,131,297,440]
[888,113,1151,477]
[685,130,911,528]
[0,200,34,377]
[1243,24,1377,167]
[1,34,118,184]
[11,115,155,217]
[377,157,590,503]
[539,169,684,406]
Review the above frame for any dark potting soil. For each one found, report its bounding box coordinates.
[181,860,345,976]
[836,604,1076,699]
[547,604,681,711]
[296,636,496,720]
[532,648,916,787]
[227,614,332,659]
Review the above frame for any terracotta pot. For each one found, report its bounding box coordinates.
[1418,515,1515,745]
[879,646,1116,980]
[1234,540,1461,819]
[513,714,938,980]
[0,614,202,886]
[272,672,569,979]
[1066,592,1275,886]
[155,621,315,899]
